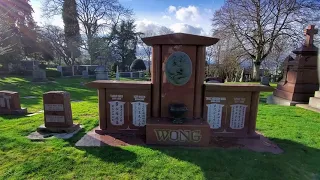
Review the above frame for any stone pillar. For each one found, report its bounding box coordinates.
[0,91,27,115]
[38,91,80,133]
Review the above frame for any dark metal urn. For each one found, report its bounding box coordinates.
[168,103,188,124]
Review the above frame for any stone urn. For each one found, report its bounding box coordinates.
[168,103,188,124]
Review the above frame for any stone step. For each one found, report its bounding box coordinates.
[309,97,320,109]
[315,91,320,98]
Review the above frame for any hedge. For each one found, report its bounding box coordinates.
[46,69,61,77]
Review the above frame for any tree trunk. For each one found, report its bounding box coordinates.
[252,62,261,81]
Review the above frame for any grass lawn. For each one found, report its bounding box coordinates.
[0,76,320,180]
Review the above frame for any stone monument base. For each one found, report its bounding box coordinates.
[146,118,211,147]
[296,104,320,113]
[0,108,28,115]
[296,91,320,113]
[37,124,81,133]
[75,127,283,154]
[28,125,82,140]
[266,95,306,106]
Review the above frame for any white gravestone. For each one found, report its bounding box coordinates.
[206,103,224,129]
[0,94,11,109]
[230,104,248,129]
[46,115,65,123]
[45,104,64,111]
[131,102,148,127]
[109,101,125,126]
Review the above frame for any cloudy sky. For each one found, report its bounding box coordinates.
[30,0,224,36]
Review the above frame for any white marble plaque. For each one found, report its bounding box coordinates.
[206,103,224,129]
[0,95,11,109]
[108,101,125,126]
[131,102,148,127]
[45,104,64,111]
[46,115,65,123]
[230,104,247,129]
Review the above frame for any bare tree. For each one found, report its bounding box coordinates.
[40,25,72,65]
[212,0,320,80]
[137,26,173,73]
[43,0,132,63]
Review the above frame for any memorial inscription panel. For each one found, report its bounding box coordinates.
[203,92,251,136]
[105,89,151,134]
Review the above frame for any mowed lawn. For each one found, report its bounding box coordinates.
[0,77,320,180]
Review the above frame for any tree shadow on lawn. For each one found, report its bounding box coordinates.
[1,77,97,113]
[61,125,142,168]
[144,139,320,180]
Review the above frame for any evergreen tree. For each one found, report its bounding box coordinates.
[62,0,81,65]
[111,20,138,71]
[0,0,37,68]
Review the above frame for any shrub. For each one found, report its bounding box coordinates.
[47,77,55,81]
[130,59,146,71]
[38,63,47,70]
[46,69,61,77]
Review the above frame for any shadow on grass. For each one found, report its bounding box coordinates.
[1,76,97,109]
[145,138,320,180]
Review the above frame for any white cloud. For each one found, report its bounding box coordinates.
[162,15,172,20]
[168,6,177,13]
[170,23,206,35]
[135,19,161,32]
[135,19,173,35]
[175,6,200,22]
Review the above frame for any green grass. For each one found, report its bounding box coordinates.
[1,76,320,180]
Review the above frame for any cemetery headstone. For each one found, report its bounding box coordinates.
[38,91,80,133]
[116,66,120,80]
[32,65,47,82]
[261,76,270,86]
[95,66,109,80]
[0,91,27,115]
[82,70,89,78]
[268,25,318,106]
[239,68,244,82]
[205,77,225,83]
[86,33,273,147]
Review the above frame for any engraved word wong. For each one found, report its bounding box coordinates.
[154,129,202,143]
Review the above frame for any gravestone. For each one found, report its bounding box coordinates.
[116,66,120,80]
[82,70,89,78]
[32,68,47,82]
[95,66,109,80]
[267,25,318,106]
[205,77,225,83]
[261,76,270,86]
[0,91,27,115]
[86,33,273,147]
[296,50,320,112]
[38,91,80,133]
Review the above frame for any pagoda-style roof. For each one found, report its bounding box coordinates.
[142,33,219,46]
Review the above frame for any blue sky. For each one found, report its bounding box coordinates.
[31,0,225,35]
